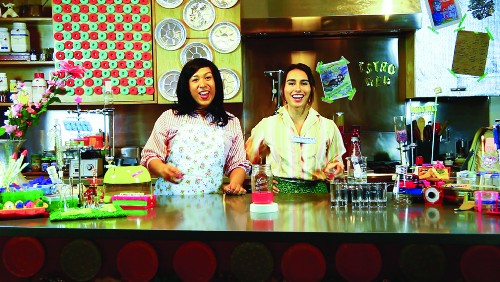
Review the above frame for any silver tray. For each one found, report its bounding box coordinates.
[208,21,240,54]
[155,18,187,51]
[158,70,181,101]
[180,42,213,65]
[220,68,240,100]
[182,0,216,31]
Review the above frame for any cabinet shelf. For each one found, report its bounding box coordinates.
[0,61,55,65]
[0,17,52,23]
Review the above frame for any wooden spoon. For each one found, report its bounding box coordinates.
[417,117,425,141]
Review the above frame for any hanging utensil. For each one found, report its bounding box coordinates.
[424,122,433,141]
[417,117,425,141]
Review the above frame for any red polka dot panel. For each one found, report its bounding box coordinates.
[52,0,154,96]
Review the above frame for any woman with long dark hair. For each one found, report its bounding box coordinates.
[246,63,345,193]
[141,58,250,195]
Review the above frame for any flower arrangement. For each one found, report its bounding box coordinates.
[0,61,86,140]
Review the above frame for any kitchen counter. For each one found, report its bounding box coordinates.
[0,193,497,245]
[1,193,498,281]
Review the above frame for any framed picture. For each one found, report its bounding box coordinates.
[424,0,462,29]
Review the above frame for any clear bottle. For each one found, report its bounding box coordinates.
[32,72,47,102]
[346,136,367,183]
[10,22,30,53]
[103,80,113,107]
[251,164,273,204]
[0,72,7,102]
[0,27,10,52]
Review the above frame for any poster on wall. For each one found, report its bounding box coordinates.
[452,30,490,76]
[424,0,462,29]
[316,57,356,103]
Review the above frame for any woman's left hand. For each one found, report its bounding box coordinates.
[324,160,344,181]
[223,183,247,195]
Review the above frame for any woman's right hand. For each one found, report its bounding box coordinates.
[161,163,184,183]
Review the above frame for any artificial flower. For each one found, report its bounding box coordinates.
[0,61,86,140]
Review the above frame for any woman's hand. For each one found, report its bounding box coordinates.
[324,160,344,181]
[272,179,280,193]
[161,163,184,183]
[223,182,247,195]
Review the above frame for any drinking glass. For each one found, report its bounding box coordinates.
[330,181,348,207]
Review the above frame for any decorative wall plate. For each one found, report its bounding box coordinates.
[182,0,216,31]
[208,21,241,54]
[210,0,238,9]
[220,68,240,100]
[158,70,181,101]
[155,18,187,51]
[156,0,183,8]
[180,42,213,65]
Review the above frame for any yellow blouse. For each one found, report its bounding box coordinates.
[245,106,346,180]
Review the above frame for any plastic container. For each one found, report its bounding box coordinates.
[32,72,47,102]
[0,27,10,52]
[10,22,30,53]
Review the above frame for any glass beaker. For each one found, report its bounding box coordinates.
[393,116,408,166]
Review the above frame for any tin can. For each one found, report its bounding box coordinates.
[30,153,41,172]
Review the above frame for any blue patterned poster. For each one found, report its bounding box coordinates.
[316,57,356,103]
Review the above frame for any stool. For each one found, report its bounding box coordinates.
[400,244,446,282]
[60,239,102,282]
[230,242,274,282]
[281,243,326,282]
[2,237,45,278]
[173,241,216,282]
[335,243,382,282]
[460,245,500,282]
[117,240,158,282]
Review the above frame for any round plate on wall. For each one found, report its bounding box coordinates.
[156,0,183,9]
[210,0,238,8]
[220,68,240,100]
[155,18,187,50]
[183,0,216,31]
[208,21,241,54]
[180,42,213,65]
[158,70,181,101]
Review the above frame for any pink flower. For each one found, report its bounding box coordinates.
[14,130,23,137]
[26,106,36,114]
[59,60,86,79]
[74,96,83,104]
[4,124,18,134]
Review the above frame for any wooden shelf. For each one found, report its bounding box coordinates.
[0,61,55,65]
[0,17,52,23]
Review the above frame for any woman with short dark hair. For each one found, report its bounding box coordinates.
[141,58,250,195]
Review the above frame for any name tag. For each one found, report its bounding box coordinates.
[291,136,316,144]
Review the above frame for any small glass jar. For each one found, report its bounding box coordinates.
[251,164,273,204]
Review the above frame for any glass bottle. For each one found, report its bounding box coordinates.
[251,164,273,204]
[346,136,367,183]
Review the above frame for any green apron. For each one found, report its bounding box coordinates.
[275,177,329,193]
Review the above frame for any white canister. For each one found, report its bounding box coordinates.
[10,22,30,53]
[0,73,7,91]
[0,27,10,52]
[32,72,47,102]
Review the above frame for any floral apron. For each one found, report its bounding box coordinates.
[155,123,225,196]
